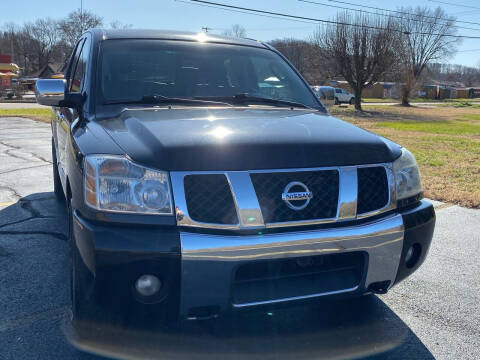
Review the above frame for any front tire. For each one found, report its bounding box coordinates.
[51,138,64,201]
[349,97,355,105]
[334,97,339,105]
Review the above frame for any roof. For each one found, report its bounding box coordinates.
[90,29,267,49]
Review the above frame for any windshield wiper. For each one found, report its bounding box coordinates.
[105,94,233,107]
[195,93,315,110]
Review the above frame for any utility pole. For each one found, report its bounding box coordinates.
[80,0,83,31]
[10,37,14,63]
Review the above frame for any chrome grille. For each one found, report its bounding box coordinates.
[171,164,395,230]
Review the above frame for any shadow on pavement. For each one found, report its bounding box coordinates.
[0,192,434,360]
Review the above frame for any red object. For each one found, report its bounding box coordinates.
[0,55,12,63]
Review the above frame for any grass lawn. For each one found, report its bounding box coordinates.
[331,105,480,208]
[0,108,52,123]
[362,98,480,104]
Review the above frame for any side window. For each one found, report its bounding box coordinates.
[335,88,342,93]
[68,39,84,92]
[70,37,91,93]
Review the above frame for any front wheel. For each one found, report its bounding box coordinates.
[334,97,339,105]
[349,97,355,105]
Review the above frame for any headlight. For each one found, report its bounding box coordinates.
[84,155,173,215]
[393,148,423,201]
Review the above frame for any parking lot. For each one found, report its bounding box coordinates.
[0,116,479,360]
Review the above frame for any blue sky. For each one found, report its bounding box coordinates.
[4,0,480,67]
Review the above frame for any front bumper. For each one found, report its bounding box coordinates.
[72,200,435,325]
[180,214,403,317]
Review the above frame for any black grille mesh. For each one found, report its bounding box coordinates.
[357,167,389,214]
[251,171,339,223]
[184,174,238,224]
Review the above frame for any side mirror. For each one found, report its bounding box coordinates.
[35,79,66,106]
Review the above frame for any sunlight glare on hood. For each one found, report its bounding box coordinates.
[196,32,208,43]
[210,126,232,139]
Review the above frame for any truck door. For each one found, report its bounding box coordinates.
[57,36,90,184]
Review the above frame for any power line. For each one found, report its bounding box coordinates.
[323,0,480,26]
[298,0,480,32]
[183,0,480,39]
[184,0,397,31]
[176,4,317,31]
[452,10,480,16]
[175,0,320,25]
[427,0,480,11]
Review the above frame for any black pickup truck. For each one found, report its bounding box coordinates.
[35,29,435,354]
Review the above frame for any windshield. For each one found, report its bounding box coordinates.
[99,39,321,109]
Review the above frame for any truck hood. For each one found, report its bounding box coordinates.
[97,107,402,171]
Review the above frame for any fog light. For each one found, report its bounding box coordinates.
[405,243,421,268]
[135,274,162,297]
[405,246,414,263]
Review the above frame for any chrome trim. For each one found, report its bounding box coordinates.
[170,163,396,230]
[263,215,338,228]
[226,172,265,228]
[35,79,66,106]
[179,214,404,316]
[249,166,341,174]
[336,167,357,220]
[232,286,359,308]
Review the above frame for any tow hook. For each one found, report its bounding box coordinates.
[367,280,391,294]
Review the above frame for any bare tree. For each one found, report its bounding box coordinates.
[1,9,116,75]
[58,9,103,50]
[426,62,480,87]
[109,20,133,30]
[312,12,397,111]
[395,7,458,105]
[222,24,246,38]
[1,23,37,74]
[269,38,327,84]
[26,18,61,70]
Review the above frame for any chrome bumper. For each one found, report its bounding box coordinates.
[179,214,404,318]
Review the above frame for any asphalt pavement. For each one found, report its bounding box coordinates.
[0,117,479,360]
